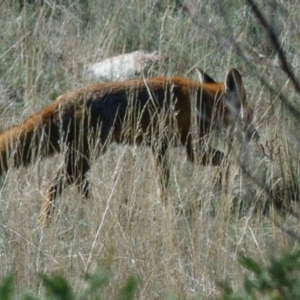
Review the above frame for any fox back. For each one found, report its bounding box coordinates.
[55,70,256,150]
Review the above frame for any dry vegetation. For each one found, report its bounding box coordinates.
[0,0,300,299]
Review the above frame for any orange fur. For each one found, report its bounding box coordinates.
[0,69,258,224]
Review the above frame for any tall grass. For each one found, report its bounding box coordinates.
[0,0,300,299]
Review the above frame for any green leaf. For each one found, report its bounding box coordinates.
[41,273,73,300]
[78,270,110,299]
[239,255,262,275]
[0,275,14,300]
[117,276,138,300]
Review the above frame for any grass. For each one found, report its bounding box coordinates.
[1,0,300,299]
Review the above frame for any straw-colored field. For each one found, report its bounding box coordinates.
[0,1,299,298]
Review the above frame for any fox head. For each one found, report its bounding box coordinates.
[223,68,259,141]
[197,68,259,141]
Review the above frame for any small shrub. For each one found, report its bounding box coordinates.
[219,249,300,300]
[0,270,137,300]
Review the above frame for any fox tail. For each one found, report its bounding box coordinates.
[0,103,60,175]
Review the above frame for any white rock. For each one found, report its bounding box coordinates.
[85,50,159,81]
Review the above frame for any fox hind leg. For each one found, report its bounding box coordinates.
[38,146,91,225]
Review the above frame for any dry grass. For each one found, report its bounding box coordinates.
[0,0,300,299]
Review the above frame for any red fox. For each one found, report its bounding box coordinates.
[0,68,257,224]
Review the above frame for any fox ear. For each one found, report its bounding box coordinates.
[224,68,246,103]
[196,68,216,84]
[224,68,247,120]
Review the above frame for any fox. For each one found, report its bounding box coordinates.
[0,68,258,224]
